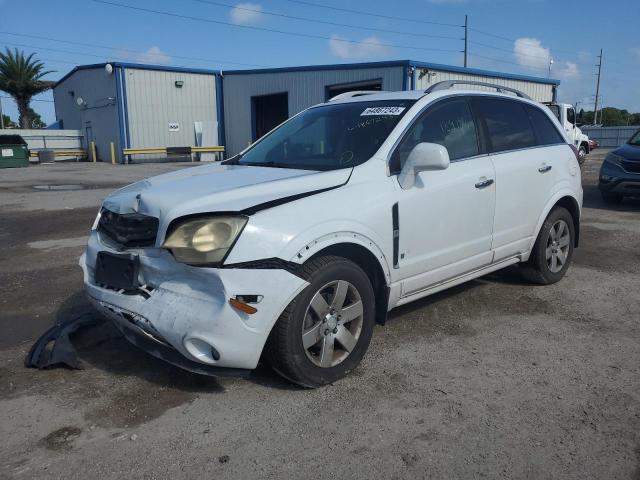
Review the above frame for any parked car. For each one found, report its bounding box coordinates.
[589,138,599,151]
[81,81,583,387]
[598,128,640,203]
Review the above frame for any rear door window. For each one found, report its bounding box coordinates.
[474,98,536,153]
[525,105,565,146]
[391,97,479,173]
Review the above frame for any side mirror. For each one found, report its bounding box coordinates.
[398,142,450,189]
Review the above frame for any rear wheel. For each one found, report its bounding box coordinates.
[520,207,575,285]
[265,255,375,388]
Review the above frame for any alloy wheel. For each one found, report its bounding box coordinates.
[301,280,364,368]
[546,219,571,273]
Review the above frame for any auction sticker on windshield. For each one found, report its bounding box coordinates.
[361,107,406,116]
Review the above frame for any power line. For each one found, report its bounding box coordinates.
[91,0,462,54]
[1,95,54,103]
[192,0,460,40]
[469,26,598,59]
[0,31,269,68]
[278,0,461,28]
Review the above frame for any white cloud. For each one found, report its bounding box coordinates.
[230,3,263,25]
[329,35,390,59]
[513,37,551,71]
[135,46,170,65]
[555,61,579,80]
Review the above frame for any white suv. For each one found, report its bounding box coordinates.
[81,81,583,387]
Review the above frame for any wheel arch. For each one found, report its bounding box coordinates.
[533,193,581,250]
[304,241,391,325]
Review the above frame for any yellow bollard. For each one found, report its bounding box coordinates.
[91,141,97,163]
[110,142,116,165]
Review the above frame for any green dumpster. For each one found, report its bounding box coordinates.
[0,134,30,168]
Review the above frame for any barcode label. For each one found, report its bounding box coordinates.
[361,107,406,116]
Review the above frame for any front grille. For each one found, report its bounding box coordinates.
[621,160,640,174]
[98,208,159,248]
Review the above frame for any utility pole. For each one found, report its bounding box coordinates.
[463,14,468,68]
[0,97,4,129]
[593,48,603,125]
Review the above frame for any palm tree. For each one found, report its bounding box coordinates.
[0,48,54,128]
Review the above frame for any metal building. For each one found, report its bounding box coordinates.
[53,62,222,162]
[222,60,560,156]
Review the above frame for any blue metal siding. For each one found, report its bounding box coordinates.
[223,65,405,155]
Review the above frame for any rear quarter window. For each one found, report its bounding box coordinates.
[474,97,536,153]
[525,105,565,146]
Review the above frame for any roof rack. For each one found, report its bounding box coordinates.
[328,90,379,101]
[424,80,531,100]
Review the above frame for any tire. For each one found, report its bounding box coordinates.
[578,145,587,165]
[265,255,375,388]
[601,192,623,205]
[520,207,575,285]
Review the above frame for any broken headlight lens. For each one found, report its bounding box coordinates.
[163,216,248,265]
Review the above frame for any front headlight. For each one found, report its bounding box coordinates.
[163,215,248,265]
[91,209,102,230]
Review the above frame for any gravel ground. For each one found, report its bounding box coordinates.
[1,154,639,479]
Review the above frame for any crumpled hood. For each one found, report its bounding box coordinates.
[102,163,351,225]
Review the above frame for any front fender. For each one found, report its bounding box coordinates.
[286,230,392,283]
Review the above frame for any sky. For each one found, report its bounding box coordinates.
[1,0,639,125]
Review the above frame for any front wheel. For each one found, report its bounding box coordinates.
[578,145,587,164]
[520,207,575,285]
[265,255,375,388]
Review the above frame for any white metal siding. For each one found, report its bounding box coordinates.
[52,68,120,161]
[413,68,554,103]
[223,66,405,155]
[123,69,218,151]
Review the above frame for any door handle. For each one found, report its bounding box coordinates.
[475,178,494,189]
[538,164,552,173]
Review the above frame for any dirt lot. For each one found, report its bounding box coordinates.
[1,154,639,479]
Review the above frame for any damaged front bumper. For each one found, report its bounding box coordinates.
[80,231,309,372]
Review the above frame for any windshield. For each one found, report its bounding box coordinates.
[236,100,415,171]
[629,130,640,146]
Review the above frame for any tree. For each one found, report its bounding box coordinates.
[26,107,46,128]
[1,114,16,128]
[0,48,54,128]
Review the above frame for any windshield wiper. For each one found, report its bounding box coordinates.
[221,154,242,165]
[240,161,296,169]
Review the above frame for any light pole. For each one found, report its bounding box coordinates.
[548,58,554,78]
[0,97,4,129]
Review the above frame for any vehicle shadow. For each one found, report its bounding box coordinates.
[62,264,547,393]
[582,184,640,212]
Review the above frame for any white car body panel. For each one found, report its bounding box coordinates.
[82,88,583,373]
[395,155,496,296]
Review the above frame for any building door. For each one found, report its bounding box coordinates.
[252,92,288,141]
[84,124,94,161]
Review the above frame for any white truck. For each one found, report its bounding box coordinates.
[546,103,590,163]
